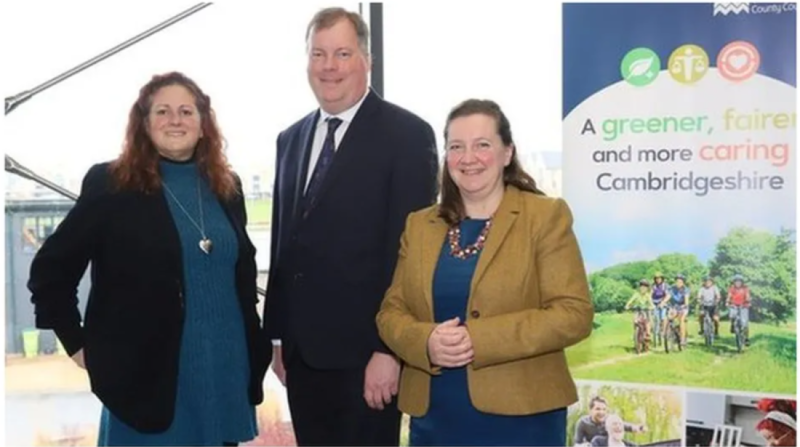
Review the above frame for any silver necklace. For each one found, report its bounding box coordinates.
[162,177,213,255]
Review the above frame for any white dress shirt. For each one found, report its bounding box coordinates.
[304,88,370,191]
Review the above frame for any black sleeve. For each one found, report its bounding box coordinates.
[232,173,248,226]
[27,163,110,356]
[375,119,439,353]
[263,133,284,341]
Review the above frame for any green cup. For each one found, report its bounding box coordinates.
[22,329,40,358]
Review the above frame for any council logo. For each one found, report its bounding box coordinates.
[713,3,750,16]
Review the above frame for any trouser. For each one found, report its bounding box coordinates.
[698,305,719,335]
[729,306,750,339]
[285,352,401,446]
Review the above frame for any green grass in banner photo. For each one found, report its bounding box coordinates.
[565,225,796,394]
[566,313,795,393]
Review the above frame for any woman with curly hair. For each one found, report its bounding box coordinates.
[28,72,269,446]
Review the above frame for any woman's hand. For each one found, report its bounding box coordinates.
[427,317,474,368]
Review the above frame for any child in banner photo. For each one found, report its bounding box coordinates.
[590,414,636,447]
[624,280,654,353]
[650,272,670,348]
[572,396,647,446]
[661,274,690,348]
[696,276,721,337]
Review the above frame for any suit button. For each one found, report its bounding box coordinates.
[470,310,480,318]
[293,273,303,281]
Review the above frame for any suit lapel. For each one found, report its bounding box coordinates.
[291,111,319,220]
[469,187,521,295]
[421,210,448,318]
[304,90,381,215]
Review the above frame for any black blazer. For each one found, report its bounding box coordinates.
[27,162,270,433]
[264,90,439,369]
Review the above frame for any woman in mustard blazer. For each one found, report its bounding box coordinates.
[376,99,594,446]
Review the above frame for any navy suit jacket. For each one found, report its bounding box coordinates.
[264,90,439,369]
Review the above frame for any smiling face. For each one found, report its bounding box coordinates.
[307,18,370,115]
[445,113,512,201]
[590,400,608,424]
[606,414,625,442]
[146,84,202,161]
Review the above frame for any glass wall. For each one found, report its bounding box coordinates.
[383,2,563,196]
[3,3,357,446]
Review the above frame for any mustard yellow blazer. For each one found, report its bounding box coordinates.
[376,185,593,417]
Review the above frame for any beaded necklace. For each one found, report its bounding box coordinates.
[447,218,492,259]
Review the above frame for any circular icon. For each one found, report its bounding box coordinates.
[668,44,709,84]
[620,47,661,87]
[717,40,760,82]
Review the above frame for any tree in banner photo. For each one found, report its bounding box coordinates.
[562,3,796,394]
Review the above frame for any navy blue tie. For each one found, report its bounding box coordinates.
[304,117,342,210]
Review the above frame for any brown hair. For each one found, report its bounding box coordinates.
[438,99,545,225]
[306,7,370,56]
[590,396,608,410]
[109,71,236,199]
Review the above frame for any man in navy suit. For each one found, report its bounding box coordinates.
[263,7,439,446]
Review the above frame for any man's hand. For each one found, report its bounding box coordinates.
[427,317,473,368]
[71,349,86,369]
[271,345,286,386]
[364,352,400,410]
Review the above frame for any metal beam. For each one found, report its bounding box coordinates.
[369,3,384,97]
[5,3,213,115]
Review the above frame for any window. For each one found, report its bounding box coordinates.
[4,3,358,446]
[382,3,563,196]
[20,216,65,253]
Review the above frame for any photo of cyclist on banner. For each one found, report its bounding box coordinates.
[625,280,654,354]
[697,276,721,347]
[727,274,752,351]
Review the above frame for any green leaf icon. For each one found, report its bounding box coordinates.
[627,57,654,79]
[621,48,661,86]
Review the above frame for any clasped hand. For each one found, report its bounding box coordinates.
[427,317,474,368]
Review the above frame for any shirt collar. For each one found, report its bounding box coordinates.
[318,88,369,128]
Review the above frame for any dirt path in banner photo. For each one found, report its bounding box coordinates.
[566,313,796,394]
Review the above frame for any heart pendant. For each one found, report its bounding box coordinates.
[199,238,213,254]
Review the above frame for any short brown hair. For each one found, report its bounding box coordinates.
[306,7,370,56]
[590,396,608,409]
[438,99,545,225]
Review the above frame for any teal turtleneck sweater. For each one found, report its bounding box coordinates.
[98,158,257,446]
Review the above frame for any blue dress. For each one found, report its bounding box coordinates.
[409,218,567,447]
[97,159,257,446]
